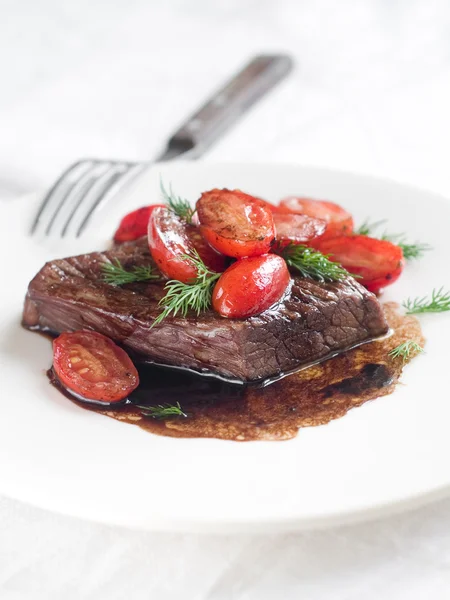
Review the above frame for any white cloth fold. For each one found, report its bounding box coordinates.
[3,495,450,599]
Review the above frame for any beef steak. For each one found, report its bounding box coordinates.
[22,238,389,383]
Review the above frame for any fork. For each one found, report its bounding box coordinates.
[30,55,293,238]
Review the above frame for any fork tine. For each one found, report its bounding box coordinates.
[30,161,93,234]
[76,163,144,237]
[44,162,101,236]
[60,163,115,236]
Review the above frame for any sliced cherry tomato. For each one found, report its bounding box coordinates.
[315,235,405,293]
[196,189,275,258]
[148,207,226,282]
[187,225,228,274]
[273,213,326,247]
[278,197,354,240]
[53,331,139,404]
[250,196,279,212]
[113,205,164,243]
[212,254,290,319]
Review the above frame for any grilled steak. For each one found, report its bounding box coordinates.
[22,238,389,383]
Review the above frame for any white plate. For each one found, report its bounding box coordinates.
[1,163,450,533]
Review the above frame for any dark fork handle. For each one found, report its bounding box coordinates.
[165,55,294,157]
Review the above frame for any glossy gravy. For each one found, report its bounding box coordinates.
[49,303,424,441]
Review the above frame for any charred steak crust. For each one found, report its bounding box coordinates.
[22,238,389,382]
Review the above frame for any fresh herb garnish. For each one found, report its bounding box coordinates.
[277,243,350,282]
[383,238,431,261]
[389,340,424,362]
[160,178,195,223]
[403,287,450,314]
[356,219,431,260]
[136,401,187,420]
[153,251,221,326]
[355,219,387,236]
[101,259,160,285]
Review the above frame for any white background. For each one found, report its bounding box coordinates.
[2,0,450,598]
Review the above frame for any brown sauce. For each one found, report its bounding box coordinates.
[47,303,424,441]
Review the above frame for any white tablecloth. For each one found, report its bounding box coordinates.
[2,1,450,597]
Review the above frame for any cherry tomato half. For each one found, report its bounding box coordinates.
[273,213,326,247]
[196,189,275,258]
[315,235,405,293]
[278,197,354,240]
[148,207,226,282]
[212,254,290,319]
[113,205,164,243]
[53,331,139,404]
[249,196,279,212]
[187,225,228,274]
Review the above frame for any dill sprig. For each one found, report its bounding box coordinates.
[355,219,387,236]
[277,243,350,282]
[136,401,187,420]
[160,178,195,223]
[101,259,160,285]
[389,340,424,362]
[153,251,221,326]
[355,219,431,260]
[382,237,432,261]
[402,287,450,314]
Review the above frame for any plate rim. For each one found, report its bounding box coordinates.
[3,475,450,534]
[2,161,450,533]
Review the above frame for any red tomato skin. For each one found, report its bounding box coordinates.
[114,205,164,243]
[196,189,275,258]
[148,207,197,282]
[315,235,405,293]
[53,331,139,403]
[148,207,226,282]
[186,226,227,274]
[212,254,291,319]
[278,197,354,240]
[273,213,327,247]
[199,226,272,259]
[250,196,279,212]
